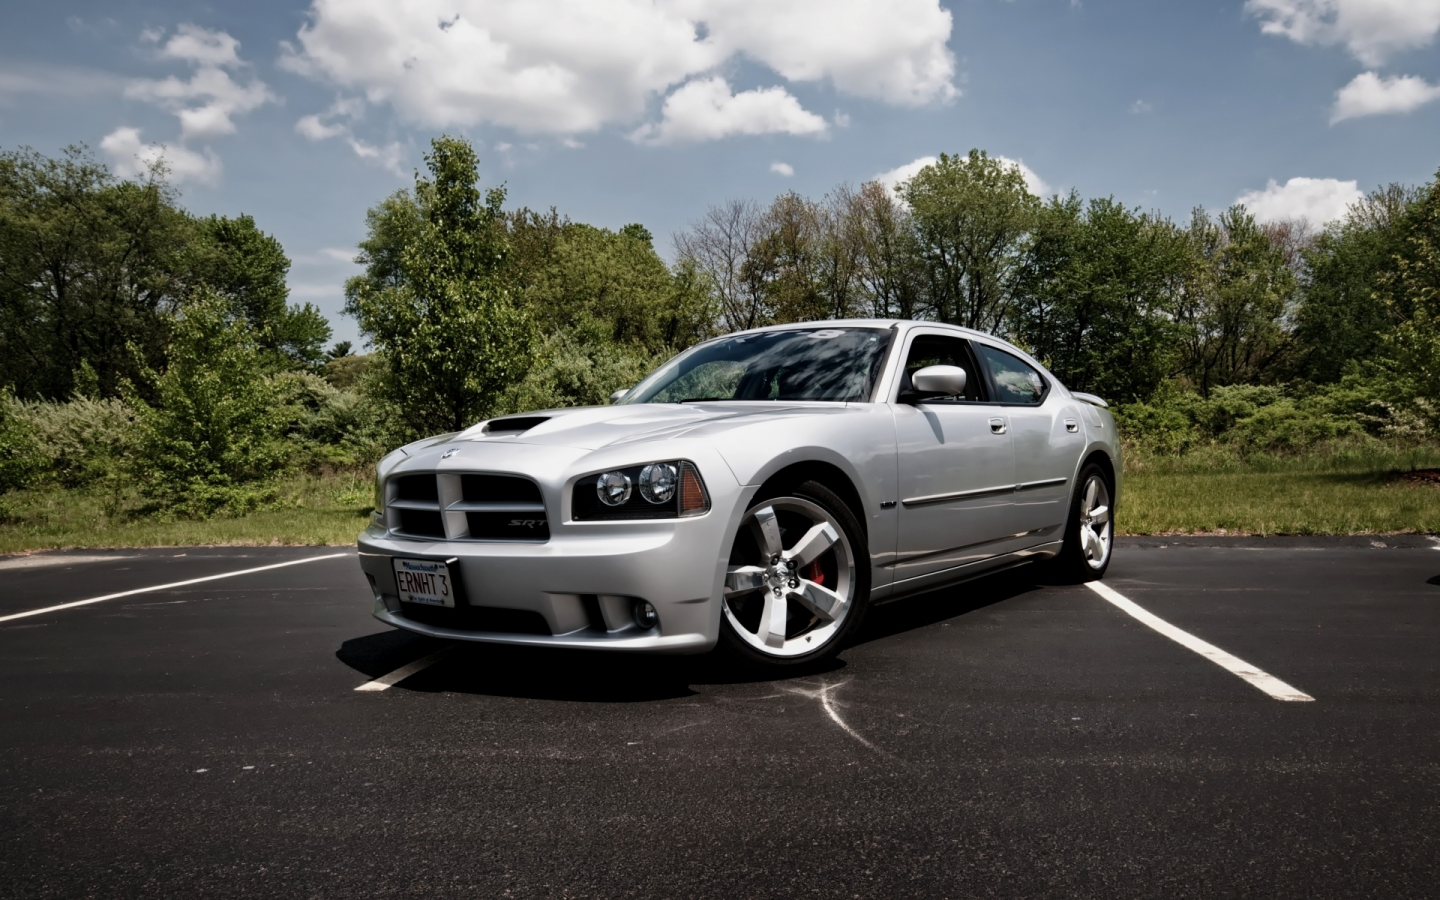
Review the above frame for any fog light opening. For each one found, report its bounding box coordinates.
[632,599,658,630]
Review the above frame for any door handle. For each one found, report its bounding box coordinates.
[989,417,1007,435]
[1065,418,1079,433]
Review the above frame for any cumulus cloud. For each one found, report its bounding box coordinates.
[127,25,275,140]
[631,78,828,144]
[873,154,1051,199]
[283,0,956,140]
[1331,71,1440,121]
[100,126,222,185]
[1245,0,1440,65]
[770,161,794,176]
[294,96,406,174]
[1235,176,1363,225]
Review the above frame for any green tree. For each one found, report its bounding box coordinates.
[1292,184,1419,382]
[523,220,713,353]
[1175,206,1295,395]
[901,150,1041,330]
[346,136,535,433]
[850,180,925,319]
[0,146,190,400]
[185,214,332,369]
[130,291,289,516]
[1011,195,1189,402]
[1379,171,1440,432]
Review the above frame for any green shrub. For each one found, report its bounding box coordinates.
[507,327,664,411]
[14,395,136,487]
[1113,377,1412,457]
[273,371,390,468]
[0,392,43,494]
[130,292,291,517]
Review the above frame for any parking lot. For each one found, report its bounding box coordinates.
[2,537,1438,898]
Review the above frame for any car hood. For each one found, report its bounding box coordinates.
[448,402,856,451]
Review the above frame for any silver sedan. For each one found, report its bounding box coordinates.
[356,320,1120,667]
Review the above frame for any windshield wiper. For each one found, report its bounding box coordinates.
[678,397,729,403]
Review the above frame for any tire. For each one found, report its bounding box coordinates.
[716,480,871,668]
[1050,462,1115,582]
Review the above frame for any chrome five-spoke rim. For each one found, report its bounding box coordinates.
[1080,475,1112,570]
[723,497,856,658]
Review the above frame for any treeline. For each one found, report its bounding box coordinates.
[2,138,1437,519]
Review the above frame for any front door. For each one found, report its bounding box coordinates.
[892,333,1016,585]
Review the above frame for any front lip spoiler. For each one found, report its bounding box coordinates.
[375,607,711,653]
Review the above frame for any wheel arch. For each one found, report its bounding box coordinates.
[753,460,868,540]
[1075,447,1118,511]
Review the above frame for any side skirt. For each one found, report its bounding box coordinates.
[869,540,1063,605]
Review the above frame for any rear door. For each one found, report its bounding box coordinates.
[973,342,1085,542]
[891,332,1016,585]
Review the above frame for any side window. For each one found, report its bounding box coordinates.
[901,335,984,402]
[977,344,1047,405]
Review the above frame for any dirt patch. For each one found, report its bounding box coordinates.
[1392,468,1440,486]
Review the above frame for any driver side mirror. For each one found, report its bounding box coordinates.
[609,388,630,404]
[904,365,967,402]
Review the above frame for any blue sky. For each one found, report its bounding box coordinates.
[3,0,1438,346]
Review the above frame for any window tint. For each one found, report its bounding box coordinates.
[901,335,983,402]
[977,344,1046,404]
[625,328,893,404]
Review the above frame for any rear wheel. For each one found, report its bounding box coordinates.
[717,480,870,668]
[1051,463,1114,582]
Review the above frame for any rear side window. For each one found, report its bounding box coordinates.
[977,344,1047,405]
[901,335,985,402]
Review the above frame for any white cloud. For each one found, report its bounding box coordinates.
[1331,71,1440,121]
[347,137,407,176]
[1245,0,1440,65]
[631,77,828,144]
[873,154,1051,199]
[1235,176,1363,225]
[770,161,794,176]
[1130,99,1153,114]
[283,0,956,140]
[100,126,222,185]
[125,25,275,141]
[296,113,347,141]
[151,22,243,68]
[294,96,407,174]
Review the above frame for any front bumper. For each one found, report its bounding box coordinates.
[357,476,743,654]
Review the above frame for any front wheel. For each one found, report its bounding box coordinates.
[717,480,870,668]
[1050,464,1114,582]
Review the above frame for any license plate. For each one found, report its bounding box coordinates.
[392,558,456,607]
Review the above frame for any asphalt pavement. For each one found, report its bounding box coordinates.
[1,537,1438,899]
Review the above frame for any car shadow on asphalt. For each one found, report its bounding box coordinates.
[336,564,1050,703]
[850,565,1044,647]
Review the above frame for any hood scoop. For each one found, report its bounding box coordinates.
[482,416,550,436]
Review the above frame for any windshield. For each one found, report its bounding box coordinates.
[622,327,894,404]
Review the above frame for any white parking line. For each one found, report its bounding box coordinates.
[0,553,350,624]
[354,648,452,691]
[1086,580,1315,702]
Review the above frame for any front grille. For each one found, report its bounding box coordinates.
[396,508,445,538]
[398,604,552,635]
[385,471,547,541]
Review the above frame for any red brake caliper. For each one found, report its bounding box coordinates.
[804,560,824,586]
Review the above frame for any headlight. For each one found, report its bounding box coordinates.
[573,461,710,520]
[639,463,677,504]
[597,471,633,506]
